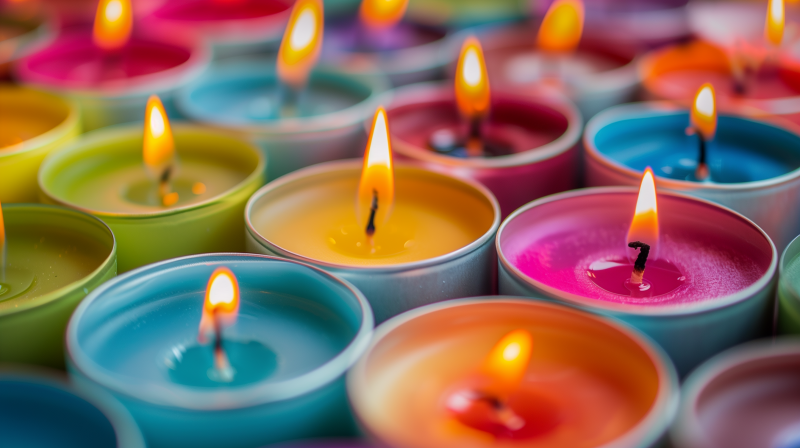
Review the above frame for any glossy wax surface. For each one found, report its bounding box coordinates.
[250,165,495,266]
[350,300,673,448]
[151,0,290,21]
[592,108,800,183]
[0,92,66,149]
[500,191,772,306]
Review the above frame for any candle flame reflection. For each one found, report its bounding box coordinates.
[360,0,408,29]
[690,83,717,141]
[198,267,240,344]
[627,168,659,258]
[93,0,132,51]
[277,0,324,89]
[455,36,491,122]
[481,329,533,394]
[537,0,584,53]
[766,0,785,46]
[358,107,394,234]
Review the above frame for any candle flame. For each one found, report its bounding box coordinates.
[358,107,395,233]
[538,0,584,53]
[143,95,176,185]
[277,0,324,89]
[360,0,408,29]
[627,168,659,257]
[690,83,717,141]
[455,36,491,122]
[93,0,132,51]
[198,267,240,344]
[766,0,785,46]
[481,330,533,393]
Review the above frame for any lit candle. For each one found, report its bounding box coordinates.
[39,96,264,272]
[349,298,679,448]
[16,0,209,131]
[246,108,499,322]
[177,0,386,180]
[67,254,373,448]
[497,178,777,375]
[385,38,582,216]
[0,203,115,368]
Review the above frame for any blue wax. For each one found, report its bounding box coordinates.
[592,111,800,183]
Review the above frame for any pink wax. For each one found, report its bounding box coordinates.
[649,70,800,104]
[499,189,773,307]
[151,0,290,21]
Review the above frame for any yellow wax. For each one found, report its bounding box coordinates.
[251,165,496,266]
[0,87,70,150]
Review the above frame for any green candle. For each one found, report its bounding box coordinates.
[0,204,115,368]
[779,235,800,334]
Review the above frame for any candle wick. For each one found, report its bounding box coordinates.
[159,166,176,206]
[471,390,526,431]
[628,241,650,285]
[279,84,302,118]
[466,118,484,157]
[365,189,378,238]
[211,310,234,382]
[694,131,710,182]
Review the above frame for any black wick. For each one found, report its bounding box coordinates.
[628,241,651,285]
[365,189,378,237]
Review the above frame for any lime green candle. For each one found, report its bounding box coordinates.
[0,85,80,203]
[39,125,265,272]
[0,204,116,368]
[779,235,800,334]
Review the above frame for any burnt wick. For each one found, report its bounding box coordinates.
[212,310,233,382]
[628,241,650,285]
[695,132,709,181]
[365,189,378,237]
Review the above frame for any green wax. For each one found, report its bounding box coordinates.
[779,247,800,335]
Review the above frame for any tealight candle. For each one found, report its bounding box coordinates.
[146,0,292,60]
[473,0,640,119]
[671,338,800,448]
[348,298,679,448]
[67,253,373,448]
[323,0,450,86]
[0,1,54,75]
[0,203,116,368]
[385,37,582,217]
[0,85,80,203]
[16,0,209,131]
[246,108,500,323]
[39,96,264,272]
[497,178,776,375]
[778,235,800,334]
[0,368,145,448]
[584,92,800,251]
[177,0,387,180]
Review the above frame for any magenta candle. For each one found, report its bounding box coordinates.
[498,187,777,375]
[386,83,582,217]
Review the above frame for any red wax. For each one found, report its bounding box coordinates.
[151,0,291,21]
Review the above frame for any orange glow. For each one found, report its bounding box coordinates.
[360,0,408,29]
[627,168,659,255]
[142,95,175,181]
[198,267,240,344]
[277,0,324,89]
[93,0,132,51]
[455,36,491,122]
[537,0,584,53]
[766,0,785,46]
[690,83,717,141]
[358,107,394,231]
[481,330,533,394]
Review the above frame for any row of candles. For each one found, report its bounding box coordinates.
[2,0,800,448]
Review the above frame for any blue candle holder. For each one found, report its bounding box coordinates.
[585,102,800,251]
[66,253,374,448]
[176,62,388,181]
[0,368,145,448]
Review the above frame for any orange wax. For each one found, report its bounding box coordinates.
[349,300,675,448]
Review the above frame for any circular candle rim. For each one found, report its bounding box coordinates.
[0,85,80,156]
[0,366,146,448]
[779,234,800,307]
[15,29,211,97]
[382,81,583,169]
[66,252,375,410]
[0,5,56,65]
[175,62,390,136]
[497,186,778,316]
[582,3,689,42]
[0,203,117,318]
[37,123,266,219]
[584,101,800,190]
[671,337,800,448]
[245,159,501,272]
[347,296,681,448]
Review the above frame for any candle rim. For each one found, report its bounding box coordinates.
[0,203,117,318]
[779,234,800,304]
[496,186,778,316]
[245,159,501,272]
[0,86,80,157]
[66,253,375,410]
[38,124,265,219]
[584,101,800,190]
[347,296,681,448]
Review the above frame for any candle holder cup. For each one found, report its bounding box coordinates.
[779,235,800,335]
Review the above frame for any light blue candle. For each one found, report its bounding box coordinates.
[66,254,373,448]
[585,103,800,251]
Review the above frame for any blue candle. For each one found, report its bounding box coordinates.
[585,102,800,251]
[66,253,373,448]
[0,369,144,448]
